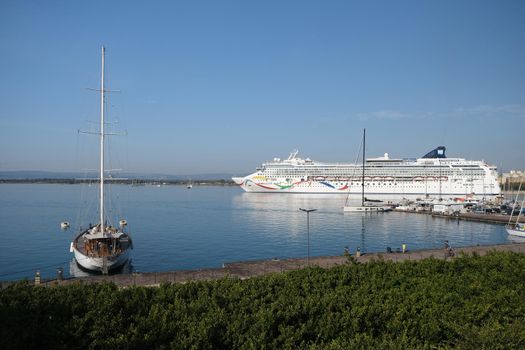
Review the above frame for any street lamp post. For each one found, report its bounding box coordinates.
[299,208,317,266]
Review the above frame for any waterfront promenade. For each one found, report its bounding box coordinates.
[17,242,525,288]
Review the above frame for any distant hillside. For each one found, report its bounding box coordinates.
[0,171,235,181]
[0,171,82,179]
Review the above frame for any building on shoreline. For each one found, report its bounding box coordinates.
[501,170,524,188]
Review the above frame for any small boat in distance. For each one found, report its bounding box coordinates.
[506,178,525,238]
[69,47,133,274]
[187,178,193,189]
[344,129,391,213]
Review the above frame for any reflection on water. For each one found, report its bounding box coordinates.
[232,191,509,258]
[507,235,525,244]
[68,258,134,278]
[0,184,513,281]
[232,193,348,236]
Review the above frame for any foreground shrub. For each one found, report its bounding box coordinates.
[1,251,525,349]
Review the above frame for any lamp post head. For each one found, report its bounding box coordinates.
[299,208,317,213]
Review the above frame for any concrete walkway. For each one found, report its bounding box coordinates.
[26,242,525,288]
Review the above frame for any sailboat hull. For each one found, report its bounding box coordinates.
[506,226,525,238]
[73,246,130,272]
[71,227,133,273]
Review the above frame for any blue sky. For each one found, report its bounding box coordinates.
[1,0,524,175]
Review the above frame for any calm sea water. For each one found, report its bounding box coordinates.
[0,184,516,281]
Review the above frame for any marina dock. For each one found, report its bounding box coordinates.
[393,209,525,224]
[17,242,525,288]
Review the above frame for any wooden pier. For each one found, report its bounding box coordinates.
[18,242,525,288]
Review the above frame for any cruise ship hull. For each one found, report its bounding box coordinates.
[237,179,499,196]
[233,148,501,197]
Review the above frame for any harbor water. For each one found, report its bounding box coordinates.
[0,184,515,281]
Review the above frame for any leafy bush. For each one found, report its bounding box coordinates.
[2,251,525,349]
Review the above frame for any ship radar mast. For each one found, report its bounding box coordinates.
[288,150,299,160]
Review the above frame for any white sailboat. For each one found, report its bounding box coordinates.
[187,178,193,189]
[69,47,133,274]
[344,129,391,212]
[506,178,525,237]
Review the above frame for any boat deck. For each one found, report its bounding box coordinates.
[74,233,132,258]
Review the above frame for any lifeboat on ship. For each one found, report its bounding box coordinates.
[413,176,424,182]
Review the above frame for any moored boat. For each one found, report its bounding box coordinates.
[506,178,524,238]
[68,47,133,274]
[71,225,132,272]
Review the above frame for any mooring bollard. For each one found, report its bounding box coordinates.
[56,267,64,281]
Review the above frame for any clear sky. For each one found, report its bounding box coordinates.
[1,0,524,175]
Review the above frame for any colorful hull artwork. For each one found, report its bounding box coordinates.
[240,179,353,192]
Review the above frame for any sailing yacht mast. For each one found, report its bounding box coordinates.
[507,179,523,227]
[343,128,390,212]
[99,46,105,235]
[70,46,133,274]
[361,128,365,206]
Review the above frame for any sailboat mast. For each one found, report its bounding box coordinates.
[516,198,525,226]
[362,128,365,206]
[99,46,105,234]
[508,178,523,226]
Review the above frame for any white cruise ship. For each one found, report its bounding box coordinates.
[232,147,501,197]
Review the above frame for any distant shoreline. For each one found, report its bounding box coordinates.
[0,178,236,186]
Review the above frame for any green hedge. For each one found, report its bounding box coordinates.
[2,251,525,349]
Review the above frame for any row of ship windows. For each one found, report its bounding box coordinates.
[262,171,484,175]
[266,166,482,170]
[266,165,480,168]
[264,176,483,183]
[287,182,494,187]
[293,184,490,188]
[263,180,487,185]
